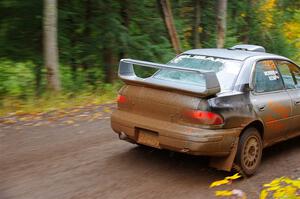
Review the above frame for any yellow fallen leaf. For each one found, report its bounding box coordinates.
[215,190,233,197]
[103,107,111,113]
[274,186,297,198]
[260,177,300,199]
[33,122,42,127]
[19,117,30,121]
[259,189,268,199]
[284,185,298,196]
[267,185,281,191]
[225,173,242,181]
[65,120,74,124]
[79,114,89,117]
[15,110,25,115]
[210,173,241,188]
[210,179,231,188]
[263,178,282,187]
[92,112,102,118]
[3,119,16,124]
[284,178,300,189]
[70,109,80,113]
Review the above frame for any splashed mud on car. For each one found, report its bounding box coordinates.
[111,44,300,176]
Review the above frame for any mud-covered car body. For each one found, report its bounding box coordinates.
[111,45,300,174]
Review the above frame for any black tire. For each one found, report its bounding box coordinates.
[235,127,263,176]
[136,143,152,149]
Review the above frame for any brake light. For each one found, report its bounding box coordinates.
[184,110,224,125]
[117,95,127,104]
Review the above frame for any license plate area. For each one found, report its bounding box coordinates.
[137,128,160,148]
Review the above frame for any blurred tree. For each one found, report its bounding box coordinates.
[216,0,227,48]
[193,0,202,48]
[97,0,123,83]
[159,0,182,54]
[0,0,299,100]
[43,0,61,91]
[0,1,44,95]
[119,0,130,59]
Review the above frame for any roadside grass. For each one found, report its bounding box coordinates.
[0,84,120,117]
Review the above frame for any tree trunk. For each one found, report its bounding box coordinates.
[70,58,77,83]
[193,0,202,49]
[160,0,181,54]
[43,0,61,91]
[103,48,115,83]
[119,0,129,59]
[241,0,253,43]
[35,63,42,96]
[83,0,93,85]
[70,31,78,85]
[216,0,227,48]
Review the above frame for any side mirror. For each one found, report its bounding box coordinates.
[242,84,253,92]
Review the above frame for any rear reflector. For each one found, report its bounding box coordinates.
[117,95,127,104]
[184,110,224,125]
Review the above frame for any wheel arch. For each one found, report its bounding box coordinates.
[240,120,264,139]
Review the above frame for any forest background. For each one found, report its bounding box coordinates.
[0,0,299,115]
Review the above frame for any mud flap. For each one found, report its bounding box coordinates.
[209,138,239,172]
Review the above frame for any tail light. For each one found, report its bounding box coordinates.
[117,94,127,104]
[183,109,224,125]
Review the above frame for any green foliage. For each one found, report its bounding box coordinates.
[0,84,120,116]
[0,0,42,61]
[0,59,35,98]
[59,64,105,92]
[0,0,299,114]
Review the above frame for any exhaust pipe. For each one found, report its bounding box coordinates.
[119,132,136,144]
[119,132,128,140]
[180,148,190,153]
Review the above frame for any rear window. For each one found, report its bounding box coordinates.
[153,54,242,91]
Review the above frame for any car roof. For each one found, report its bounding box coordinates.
[182,48,286,61]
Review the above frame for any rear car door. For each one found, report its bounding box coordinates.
[250,60,292,145]
[276,60,300,138]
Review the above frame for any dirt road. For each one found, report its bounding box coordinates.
[0,104,299,199]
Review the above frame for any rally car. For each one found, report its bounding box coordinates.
[111,44,300,175]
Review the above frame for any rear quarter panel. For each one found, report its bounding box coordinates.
[208,92,257,129]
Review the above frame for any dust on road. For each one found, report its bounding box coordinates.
[0,104,299,199]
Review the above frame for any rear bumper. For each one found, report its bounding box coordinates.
[111,110,242,156]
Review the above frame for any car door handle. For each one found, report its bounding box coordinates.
[294,100,300,106]
[257,104,266,111]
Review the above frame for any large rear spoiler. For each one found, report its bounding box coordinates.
[118,59,220,97]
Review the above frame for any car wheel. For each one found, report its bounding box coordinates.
[235,127,263,176]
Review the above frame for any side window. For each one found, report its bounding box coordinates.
[276,60,300,89]
[254,60,284,93]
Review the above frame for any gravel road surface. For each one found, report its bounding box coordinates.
[0,104,299,199]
